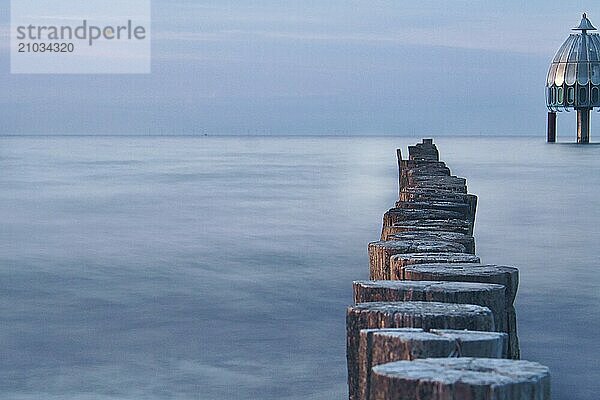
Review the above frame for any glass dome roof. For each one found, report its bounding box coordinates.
[546,14,600,110]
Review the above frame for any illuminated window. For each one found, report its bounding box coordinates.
[568,87,575,104]
[557,87,564,104]
[579,86,588,104]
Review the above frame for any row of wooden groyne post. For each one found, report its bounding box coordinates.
[345,139,552,399]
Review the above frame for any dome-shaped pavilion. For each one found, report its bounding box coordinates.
[546,13,600,143]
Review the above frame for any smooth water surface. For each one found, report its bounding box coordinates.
[0,136,598,399]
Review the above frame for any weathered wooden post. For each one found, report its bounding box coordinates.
[368,240,467,281]
[382,208,466,226]
[381,219,473,239]
[393,200,472,221]
[370,358,551,400]
[398,190,477,222]
[357,329,508,400]
[400,264,519,304]
[387,252,480,280]
[396,149,403,197]
[353,280,507,337]
[385,231,475,254]
[408,138,440,161]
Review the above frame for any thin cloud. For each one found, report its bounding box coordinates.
[153,27,556,55]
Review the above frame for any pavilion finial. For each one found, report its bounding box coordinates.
[573,12,597,32]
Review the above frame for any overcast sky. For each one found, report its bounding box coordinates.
[0,1,597,135]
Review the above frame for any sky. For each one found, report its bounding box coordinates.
[0,1,598,135]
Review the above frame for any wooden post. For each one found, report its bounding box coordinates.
[370,358,551,400]
[404,165,451,177]
[577,108,591,143]
[399,189,476,205]
[400,263,519,304]
[353,280,507,336]
[386,231,475,254]
[392,201,474,226]
[387,252,480,281]
[396,148,403,195]
[358,329,508,400]
[408,139,440,161]
[407,175,467,187]
[547,111,557,142]
[430,329,508,358]
[382,208,467,227]
[404,177,468,193]
[368,240,467,281]
[397,191,477,223]
[346,302,495,400]
[381,219,473,239]
[400,164,451,190]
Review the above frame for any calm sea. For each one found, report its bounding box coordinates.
[0,136,598,399]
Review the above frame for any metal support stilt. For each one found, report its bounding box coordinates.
[577,108,591,144]
[547,112,556,143]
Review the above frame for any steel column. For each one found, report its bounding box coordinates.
[547,112,556,143]
[577,108,591,144]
